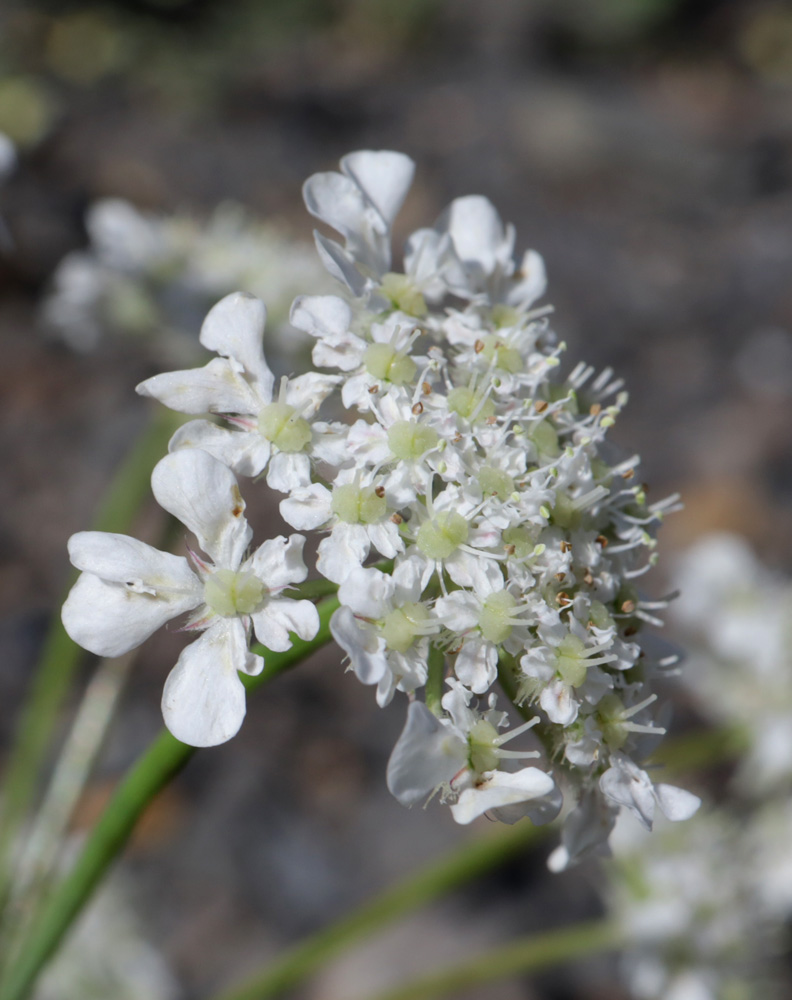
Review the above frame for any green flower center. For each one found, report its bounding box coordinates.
[380,602,430,653]
[554,634,588,688]
[447,386,496,422]
[258,402,312,453]
[204,569,265,617]
[364,342,417,385]
[379,273,427,317]
[331,483,387,525]
[480,334,522,373]
[479,465,514,499]
[479,590,518,644]
[387,421,439,462]
[468,719,501,774]
[416,511,469,560]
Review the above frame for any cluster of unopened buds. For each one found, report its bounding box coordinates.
[62,150,699,867]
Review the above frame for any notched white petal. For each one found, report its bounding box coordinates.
[152,450,251,568]
[199,292,274,400]
[62,571,198,658]
[161,620,251,747]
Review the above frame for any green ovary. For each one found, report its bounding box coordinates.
[597,693,629,750]
[331,483,386,524]
[479,465,514,499]
[381,602,430,653]
[364,342,417,385]
[554,634,588,688]
[204,569,265,617]
[503,525,535,559]
[379,273,427,317]
[416,511,469,560]
[479,590,518,644]
[447,386,495,422]
[551,490,581,530]
[480,334,522,374]
[468,719,501,774]
[387,421,439,462]
[258,402,312,453]
[531,419,560,457]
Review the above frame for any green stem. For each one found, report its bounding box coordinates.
[364,918,621,1000]
[0,596,339,1000]
[210,820,549,1000]
[424,645,445,717]
[0,409,181,924]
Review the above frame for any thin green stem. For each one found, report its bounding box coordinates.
[0,653,133,971]
[364,918,621,1000]
[0,596,339,1000]
[210,820,549,1000]
[0,409,181,924]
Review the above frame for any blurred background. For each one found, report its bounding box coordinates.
[1,0,791,997]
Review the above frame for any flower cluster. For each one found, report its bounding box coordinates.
[609,809,786,1000]
[41,199,331,362]
[62,150,698,862]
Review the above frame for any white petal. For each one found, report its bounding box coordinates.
[366,521,403,560]
[337,566,393,619]
[316,526,370,584]
[451,768,556,825]
[62,571,197,658]
[198,292,274,401]
[341,150,415,230]
[136,358,260,416]
[247,534,309,591]
[161,620,251,747]
[252,597,319,652]
[312,232,368,297]
[435,591,479,632]
[290,294,353,344]
[506,249,547,310]
[303,171,378,241]
[279,483,332,531]
[454,638,498,694]
[599,756,656,830]
[386,701,466,806]
[266,452,311,493]
[439,195,512,276]
[330,605,387,686]
[151,450,251,568]
[67,531,198,595]
[169,420,271,478]
[654,783,701,822]
[285,372,342,417]
[540,680,579,726]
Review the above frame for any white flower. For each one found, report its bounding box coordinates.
[137,292,338,491]
[330,558,435,705]
[279,468,403,584]
[386,687,560,826]
[62,449,318,746]
[599,753,700,831]
[303,149,416,301]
